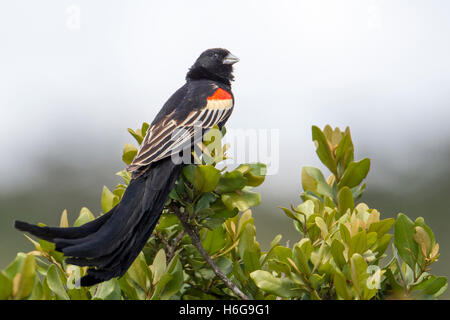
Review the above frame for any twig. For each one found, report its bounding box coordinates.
[155,230,185,263]
[173,206,250,300]
[167,230,185,262]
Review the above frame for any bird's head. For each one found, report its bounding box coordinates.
[186,48,239,84]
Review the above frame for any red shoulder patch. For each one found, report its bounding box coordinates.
[207,88,232,100]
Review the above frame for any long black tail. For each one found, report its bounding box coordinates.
[14,158,183,286]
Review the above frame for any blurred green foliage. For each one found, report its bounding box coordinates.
[254,126,446,299]
[1,124,446,300]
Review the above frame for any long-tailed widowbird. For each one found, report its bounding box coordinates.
[14,48,239,286]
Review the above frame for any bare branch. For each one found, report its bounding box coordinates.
[173,207,250,300]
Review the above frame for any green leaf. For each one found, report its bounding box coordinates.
[335,131,354,174]
[295,200,315,218]
[270,235,282,249]
[338,158,370,189]
[221,190,261,212]
[141,122,150,137]
[414,217,435,249]
[236,210,254,237]
[155,213,179,230]
[267,259,291,277]
[201,226,226,255]
[5,253,27,280]
[237,163,267,187]
[0,271,12,299]
[337,187,354,217]
[28,275,44,300]
[414,276,447,297]
[350,253,368,298]
[193,165,221,193]
[38,238,64,263]
[331,239,346,270]
[273,246,293,264]
[122,143,138,165]
[368,218,395,238]
[67,287,89,300]
[214,256,233,276]
[113,185,126,200]
[73,207,95,227]
[311,126,337,175]
[242,251,260,276]
[13,254,36,299]
[182,165,196,185]
[301,166,332,198]
[41,277,53,300]
[250,270,303,298]
[195,192,216,214]
[97,280,121,300]
[374,234,392,258]
[159,256,184,300]
[414,226,432,257]
[315,216,328,236]
[204,200,237,228]
[118,276,138,300]
[293,240,312,277]
[238,224,261,273]
[93,279,121,300]
[351,183,366,200]
[150,274,173,300]
[101,186,119,213]
[394,213,419,270]
[309,274,324,290]
[340,224,351,246]
[23,234,41,252]
[334,271,351,300]
[46,265,70,300]
[59,209,69,228]
[127,128,143,145]
[152,249,167,284]
[216,170,247,193]
[116,170,132,185]
[366,232,378,248]
[127,251,150,290]
[280,207,300,222]
[349,230,367,257]
[352,253,377,300]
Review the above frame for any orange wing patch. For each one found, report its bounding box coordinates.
[207,88,232,100]
[206,88,233,111]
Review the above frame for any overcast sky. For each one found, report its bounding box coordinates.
[1,0,450,193]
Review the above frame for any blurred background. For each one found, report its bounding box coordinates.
[1,0,449,298]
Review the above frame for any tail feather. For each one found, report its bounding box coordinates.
[14,158,183,286]
[14,211,113,243]
[65,206,161,269]
[79,217,161,286]
[55,160,168,258]
[54,178,148,258]
[80,161,183,285]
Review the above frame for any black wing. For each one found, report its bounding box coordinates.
[127,82,233,172]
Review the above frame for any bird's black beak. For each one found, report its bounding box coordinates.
[223,53,239,65]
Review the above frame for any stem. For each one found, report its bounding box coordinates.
[311,289,322,300]
[155,230,185,263]
[173,206,250,300]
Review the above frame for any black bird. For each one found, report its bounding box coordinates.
[14,48,239,286]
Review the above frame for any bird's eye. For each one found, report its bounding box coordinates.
[214,53,219,58]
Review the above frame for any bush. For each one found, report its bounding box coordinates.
[0,124,446,300]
